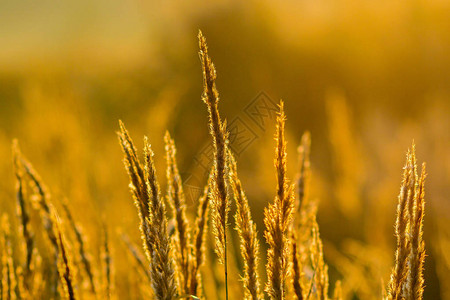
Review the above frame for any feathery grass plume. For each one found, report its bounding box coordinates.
[2,215,16,300]
[119,231,151,282]
[388,149,415,300]
[101,224,111,300]
[143,137,178,300]
[117,122,153,258]
[189,182,210,297]
[264,101,295,300]
[406,162,426,300]
[296,131,311,212]
[54,214,76,300]
[310,220,329,300]
[11,141,34,284]
[333,281,342,300]
[61,200,96,295]
[291,236,303,300]
[164,132,191,295]
[119,124,177,300]
[228,150,262,300]
[198,30,230,299]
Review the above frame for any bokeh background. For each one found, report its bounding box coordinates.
[1,0,449,299]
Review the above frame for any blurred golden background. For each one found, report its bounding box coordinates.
[1,0,449,299]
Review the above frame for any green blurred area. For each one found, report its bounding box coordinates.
[1,0,449,299]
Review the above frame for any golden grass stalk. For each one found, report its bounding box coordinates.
[388,149,415,300]
[164,132,191,295]
[118,122,151,251]
[54,215,76,300]
[406,163,426,300]
[12,141,34,283]
[143,138,178,300]
[228,151,264,300]
[189,183,210,297]
[264,101,295,300]
[118,123,177,300]
[198,30,230,300]
[388,145,426,300]
[228,150,262,300]
[61,200,96,295]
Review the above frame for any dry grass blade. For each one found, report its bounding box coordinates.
[264,101,295,300]
[198,30,230,300]
[164,132,191,295]
[228,151,262,300]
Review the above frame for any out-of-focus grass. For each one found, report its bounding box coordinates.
[0,0,449,299]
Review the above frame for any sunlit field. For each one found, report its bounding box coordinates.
[1,1,449,299]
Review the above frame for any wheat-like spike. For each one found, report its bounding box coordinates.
[189,181,211,297]
[143,137,178,300]
[101,224,112,300]
[119,120,147,201]
[164,131,191,295]
[54,214,76,300]
[119,124,177,300]
[291,235,303,300]
[198,30,230,300]
[119,231,151,282]
[264,101,295,300]
[118,121,150,219]
[61,200,96,295]
[406,163,426,300]
[228,150,262,300]
[118,123,154,262]
[11,141,34,284]
[388,150,415,300]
